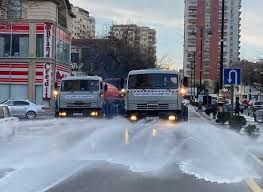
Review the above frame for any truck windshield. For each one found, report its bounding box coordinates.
[61,80,99,92]
[128,73,178,89]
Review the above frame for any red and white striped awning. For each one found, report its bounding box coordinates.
[0,63,28,84]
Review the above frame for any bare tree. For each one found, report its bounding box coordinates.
[156,54,176,70]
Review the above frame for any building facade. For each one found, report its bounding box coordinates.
[71,6,95,39]
[110,24,156,56]
[183,0,241,92]
[0,0,74,106]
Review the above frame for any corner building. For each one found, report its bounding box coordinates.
[0,0,74,106]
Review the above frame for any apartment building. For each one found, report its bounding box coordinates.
[0,0,75,106]
[71,6,95,39]
[110,24,156,56]
[183,0,241,92]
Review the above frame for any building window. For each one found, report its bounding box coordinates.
[0,34,29,57]
[56,40,70,64]
[71,53,79,63]
[36,34,44,57]
[8,0,22,19]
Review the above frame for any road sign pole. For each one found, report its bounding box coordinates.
[230,85,234,115]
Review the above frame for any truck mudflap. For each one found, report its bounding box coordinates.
[56,109,102,118]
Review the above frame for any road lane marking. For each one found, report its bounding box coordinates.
[245,178,263,192]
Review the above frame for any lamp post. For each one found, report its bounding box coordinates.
[219,0,225,90]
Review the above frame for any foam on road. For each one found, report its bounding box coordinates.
[0,113,261,192]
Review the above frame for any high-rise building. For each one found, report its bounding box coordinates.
[184,0,241,92]
[110,24,156,56]
[71,6,95,39]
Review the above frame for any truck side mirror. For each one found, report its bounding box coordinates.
[183,77,188,87]
[100,82,103,90]
[120,78,125,89]
[104,84,108,92]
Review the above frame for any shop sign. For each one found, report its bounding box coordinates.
[43,63,52,99]
[44,23,52,58]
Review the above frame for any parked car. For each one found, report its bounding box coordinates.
[255,106,263,122]
[0,105,18,139]
[1,100,45,119]
[252,101,263,111]
[225,103,245,113]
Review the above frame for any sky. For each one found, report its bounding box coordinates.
[70,0,263,69]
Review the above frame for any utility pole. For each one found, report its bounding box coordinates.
[190,57,193,98]
[219,0,225,90]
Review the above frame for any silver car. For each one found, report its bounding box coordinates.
[2,100,45,119]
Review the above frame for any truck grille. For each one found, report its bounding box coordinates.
[61,101,93,108]
[137,103,169,110]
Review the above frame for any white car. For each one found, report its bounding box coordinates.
[0,105,18,139]
[2,100,45,119]
[255,106,263,122]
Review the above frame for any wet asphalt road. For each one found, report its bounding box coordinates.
[45,109,254,192]
[0,107,261,192]
[45,162,250,192]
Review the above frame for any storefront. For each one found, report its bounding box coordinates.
[0,22,72,106]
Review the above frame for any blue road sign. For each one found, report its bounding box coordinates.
[224,68,241,85]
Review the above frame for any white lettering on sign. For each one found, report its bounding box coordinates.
[44,23,52,58]
[134,92,171,97]
[43,63,52,99]
[65,95,94,99]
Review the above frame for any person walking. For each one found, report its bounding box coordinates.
[234,97,240,116]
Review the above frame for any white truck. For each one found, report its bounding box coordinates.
[124,69,188,121]
[56,76,104,117]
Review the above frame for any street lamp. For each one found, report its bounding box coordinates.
[219,0,225,90]
[190,26,212,98]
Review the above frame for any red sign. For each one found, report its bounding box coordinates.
[56,27,71,44]
[36,24,44,34]
[0,23,29,33]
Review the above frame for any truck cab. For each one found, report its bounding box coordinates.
[124,69,188,121]
[56,76,103,117]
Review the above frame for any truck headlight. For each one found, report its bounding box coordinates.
[53,90,59,96]
[168,115,176,121]
[121,88,126,93]
[130,115,137,121]
[59,112,67,117]
[180,88,187,96]
[90,112,98,117]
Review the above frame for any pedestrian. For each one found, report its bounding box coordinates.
[234,97,240,116]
